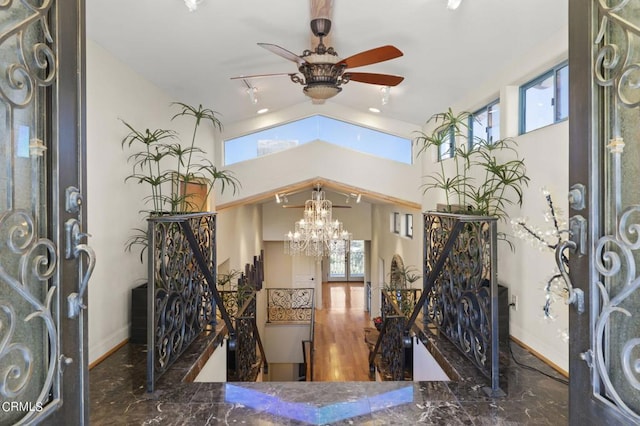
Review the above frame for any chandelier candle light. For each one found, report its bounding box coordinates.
[285,187,352,259]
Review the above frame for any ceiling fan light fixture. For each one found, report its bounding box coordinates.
[304,84,341,100]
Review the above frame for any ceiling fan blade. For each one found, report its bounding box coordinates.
[230,72,293,80]
[347,72,404,87]
[339,45,403,69]
[258,43,307,66]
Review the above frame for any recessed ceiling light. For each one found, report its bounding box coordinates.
[447,0,462,10]
[369,107,381,113]
[257,108,269,114]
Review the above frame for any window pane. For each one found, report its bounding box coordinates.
[349,241,364,277]
[524,74,554,132]
[329,251,346,278]
[438,129,453,160]
[472,109,488,147]
[224,115,412,165]
[488,103,500,142]
[556,65,569,121]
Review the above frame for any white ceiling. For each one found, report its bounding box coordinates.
[86,0,568,127]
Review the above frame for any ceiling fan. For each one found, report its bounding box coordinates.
[231,18,404,103]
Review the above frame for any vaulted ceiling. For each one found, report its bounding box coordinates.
[86,0,568,127]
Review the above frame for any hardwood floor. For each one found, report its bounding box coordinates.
[312,281,373,382]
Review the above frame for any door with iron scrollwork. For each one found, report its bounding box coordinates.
[568,0,640,424]
[0,1,90,425]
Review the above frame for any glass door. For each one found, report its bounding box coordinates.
[568,0,640,423]
[328,240,364,281]
[0,1,89,424]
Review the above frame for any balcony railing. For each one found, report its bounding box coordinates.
[228,292,268,382]
[420,212,503,396]
[368,290,412,381]
[146,213,234,392]
[222,253,268,382]
[266,288,314,323]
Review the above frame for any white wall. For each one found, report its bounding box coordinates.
[413,337,450,381]
[369,203,423,317]
[216,203,263,273]
[194,339,227,382]
[418,29,570,371]
[218,140,422,207]
[87,39,228,363]
[263,324,310,364]
[86,40,186,363]
[262,190,372,241]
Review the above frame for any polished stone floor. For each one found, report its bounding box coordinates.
[89,330,569,425]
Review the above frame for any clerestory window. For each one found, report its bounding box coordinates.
[224,115,412,165]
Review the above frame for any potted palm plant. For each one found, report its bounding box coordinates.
[121,102,240,216]
[414,108,529,219]
[121,102,240,259]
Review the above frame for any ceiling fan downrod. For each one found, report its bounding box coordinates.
[309,18,335,56]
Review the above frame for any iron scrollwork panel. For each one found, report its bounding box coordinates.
[0,0,61,424]
[424,213,496,380]
[233,317,258,382]
[0,211,58,424]
[591,1,640,419]
[379,316,406,381]
[148,213,215,391]
[267,288,314,322]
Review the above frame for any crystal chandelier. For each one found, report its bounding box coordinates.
[285,187,352,259]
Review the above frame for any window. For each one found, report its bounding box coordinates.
[469,100,500,148]
[437,128,454,161]
[520,63,568,133]
[224,115,413,165]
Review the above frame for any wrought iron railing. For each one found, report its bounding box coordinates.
[146,213,235,392]
[369,290,411,380]
[301,305,316,381]
[223,252,267,382]
[217,290,240,321]
[419,212,503,396]
[147,213,212,389]
[266,288,314,322]
[228,292,268,382]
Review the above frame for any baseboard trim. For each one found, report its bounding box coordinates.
[510,335,569,378]
[89,338,129,370]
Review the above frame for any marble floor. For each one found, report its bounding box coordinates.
[90,331,569,425]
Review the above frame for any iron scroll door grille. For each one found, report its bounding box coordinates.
[422,212,502,397]
[566,0,640,423]
[147,213,220,392]
[0,0,89,424]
